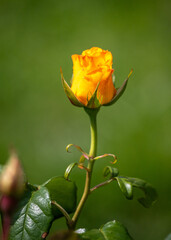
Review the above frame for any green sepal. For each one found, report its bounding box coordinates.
[43,176,77,218]
[78,220,133,240]
[103,69,133,106]
[103,166,119,178]
[60,68,84,107]
[116,176,157,207]
[116,177,133,200]
[86,82,101,108]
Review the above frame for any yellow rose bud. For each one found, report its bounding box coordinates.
[61,47,132,108]
[0,152,25,197]
[71,47,116,106]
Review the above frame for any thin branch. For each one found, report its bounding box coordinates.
[90,178,115,193]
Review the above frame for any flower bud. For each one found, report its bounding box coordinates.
[0,152,25,197]
[61,47,133,109]
[71,47,116,106]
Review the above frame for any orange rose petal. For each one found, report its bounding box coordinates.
[71,47,116,107]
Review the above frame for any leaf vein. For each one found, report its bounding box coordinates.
[27,214,42,232]
[99,228,108,240]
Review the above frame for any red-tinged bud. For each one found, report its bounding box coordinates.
[0,195,17,214]
[0,152,25,197]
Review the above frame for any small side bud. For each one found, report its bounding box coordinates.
[0,152,25,197]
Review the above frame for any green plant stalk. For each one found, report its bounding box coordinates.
[52,201,73,229]
[71,108,99,228]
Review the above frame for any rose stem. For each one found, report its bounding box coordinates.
[71,108,99,229]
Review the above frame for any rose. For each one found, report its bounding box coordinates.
[61,47,132,108]
[71,47,116,106]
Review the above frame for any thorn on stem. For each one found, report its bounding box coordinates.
[42,232,48,239]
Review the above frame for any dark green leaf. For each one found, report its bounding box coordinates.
[44,177,77,218]
[103,166,119,178]
[9,185,54,240]
[61,68,84,107]
[78,220,133,240]
[126,177,157,207]
[116,177,133,200]
[9,177,77,239]
[117,176,157,207]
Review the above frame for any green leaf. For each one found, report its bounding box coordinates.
[9,185,54,240]
[165,233,171,240]
[78,220,133,240]
[44,177,77,218]
[9,177,77,240]
[103,70,133,106]
[103,166,119,178]
[61,68,84,107]
[116,177,133,200]
[116,176,157,207]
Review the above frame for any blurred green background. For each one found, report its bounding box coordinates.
[0,0,170,239]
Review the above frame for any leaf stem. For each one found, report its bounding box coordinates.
[90,178,115,193]
[51,201,73,229]
[71,108,99,228]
